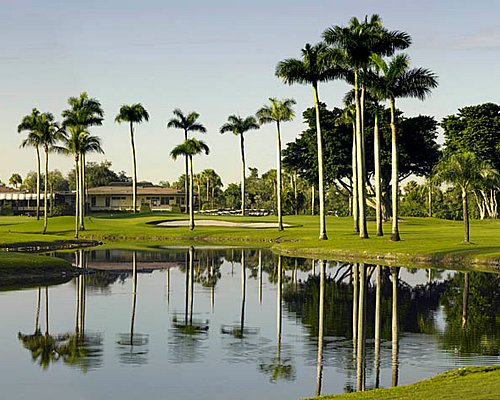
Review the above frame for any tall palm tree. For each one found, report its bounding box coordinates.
[167,109,207,214]
[276,42,345,240]
[370,53,438,241]
[323,15,411,239]
[115,104,150,213]
[256,98,296,231]
[220,115,259,216]
[435,151,496,242]
[18,108,42,220]
[37,112,64,234]
[170,138,210,230]
[62,92,104,228]
[55,129,103,238]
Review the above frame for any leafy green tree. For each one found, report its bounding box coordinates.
[220,115,259,216]
[276,42,345,240]
[442,103,500,218]
[223,183,241,209]
[435,151,496,242]
[257,97,296,230]
[68,161,129,190]
[18,108,42,219]
[115,103,150,213]
[170,139,210,230]
[370,53,438,241]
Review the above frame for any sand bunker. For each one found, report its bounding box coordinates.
[157,219,290,228]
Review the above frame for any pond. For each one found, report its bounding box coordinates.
[1,248,499,400]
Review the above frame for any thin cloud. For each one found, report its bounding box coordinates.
[454,29,500,50]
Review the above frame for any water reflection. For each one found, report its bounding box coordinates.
[9,248,500,400]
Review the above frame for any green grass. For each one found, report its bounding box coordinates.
[0,213,499,269]
[306,366,500,400]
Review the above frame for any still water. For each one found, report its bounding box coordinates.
[1,248,499,400]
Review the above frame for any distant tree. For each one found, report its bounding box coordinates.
[167,109,207,214]
[158,180,171,188]
[220,115,260,216]
[257,97,296,231]
[68,161,128,190]
[115,103,150,213]
[435,151,497,242]
[9,173,22,188]
[223,183,241,209]
[170,139,210,230]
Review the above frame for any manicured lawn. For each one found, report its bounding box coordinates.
[305,366,500,400]
[0,213,499,268]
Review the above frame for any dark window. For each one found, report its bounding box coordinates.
[105,197,110,207]
[161,197,167,205]
[91,196,96,206]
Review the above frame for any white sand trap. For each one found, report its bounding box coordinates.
[157,219,290,228]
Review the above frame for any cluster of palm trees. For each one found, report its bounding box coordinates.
[276,14,438,241]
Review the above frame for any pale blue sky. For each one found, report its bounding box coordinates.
[1,0,499,186]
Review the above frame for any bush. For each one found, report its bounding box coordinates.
[139,203,151,213]
[0,203,14,216]
[50,205,65,217]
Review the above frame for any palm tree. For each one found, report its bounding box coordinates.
[115,104,150,213]
[257,98,296,231]
[37,112,64,234]
[276,42,345,240]
[435,152,497,242]
[55,129,103,238]
[18,108,42,220]
[370,53,438,241]
[323,15,411,239]
[9,173,22,188]
[170,138,210,230]
[200,169,223,208]
[220,115,259,216]
[167,109,207,214]
[62,92,104,228]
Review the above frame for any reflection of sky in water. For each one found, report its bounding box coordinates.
[1,249,498,400]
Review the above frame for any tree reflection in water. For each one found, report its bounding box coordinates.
[116,251,150,365]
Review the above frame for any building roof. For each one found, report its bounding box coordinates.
[87,186,183,196]
[0,186,22,194]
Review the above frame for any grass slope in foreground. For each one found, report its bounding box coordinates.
[305,366,500,400]
[0,214,499,267]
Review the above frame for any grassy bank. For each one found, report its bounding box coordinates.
[306,366,500,400]
[0,214,499,268]
[0,252,74,289]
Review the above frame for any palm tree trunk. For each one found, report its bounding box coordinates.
[356,263,366,391]
[352,263,358,352]
[184,130,189,215]
[130,122,137,213]
[258,250,262,304]
[74,156,79,238]
[79,153,85,230]
[240,134,246,216]
[311,184,315,215]
[315,260,325,396]
[390,97,400,241]
[184,252,189,325]
[42,146,49,234]
[374,111,383,236]
[352,123,359,233]
[189,156,195,230]
[276,122,284,230]
[240,250,246,335]
[35,287,41,332]
[391,267,399,387]
[36,146,41,220]
[462,272,469,329]
[355,72,368,238]
[189,247,194,325]
[45,286,49,335]
[374,265,382,388]
[276,256,282,343]
[462,188,469,242]
[130,252,137,344]
[312,83,327,240]
[428,179,433,217]
[206,176,210,203]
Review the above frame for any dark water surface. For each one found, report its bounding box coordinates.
[1,248,499,400]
